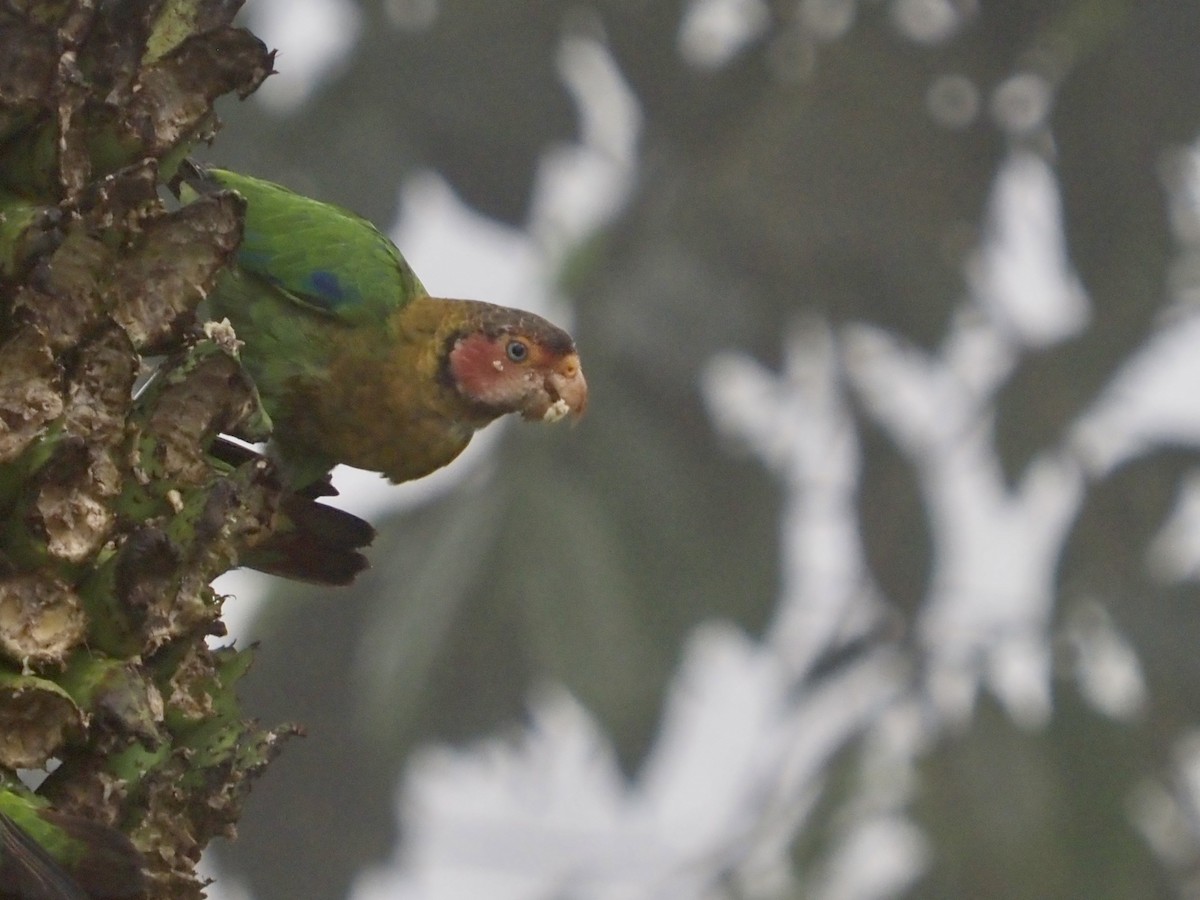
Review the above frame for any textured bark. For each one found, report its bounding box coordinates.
[0,2,292,896]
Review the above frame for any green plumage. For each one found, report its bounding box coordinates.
[192,167,455,486]
[209,167,426,323]
[184,166,586,492]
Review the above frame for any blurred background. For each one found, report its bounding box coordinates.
[200,1,1200,897]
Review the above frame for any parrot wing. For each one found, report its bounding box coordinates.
[0,811,89,900]
[0,804,146,900]
[189,166,427,324]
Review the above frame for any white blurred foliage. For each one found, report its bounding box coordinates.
[705,324,882,682]
[678,0,771,68]
[1130,728,1200,875]
[1062,602,1147,722]
[1149,472,1200,583]
[533,29,642,262]
[813,815,929,900]
[990,72,1054,135]
[926,73,981,131]
[889,0,967,45]
[1072,311,1200,476]
[844,316,1083,729]
[356,630,905,900]
[972,152,1089,346]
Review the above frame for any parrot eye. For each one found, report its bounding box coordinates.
[506,339,529,362]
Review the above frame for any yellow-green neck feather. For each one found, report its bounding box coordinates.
[273,295,492,484]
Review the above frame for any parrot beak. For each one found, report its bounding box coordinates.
[519,350,588,424]
[549,353,588,420]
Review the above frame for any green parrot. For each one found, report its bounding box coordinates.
[0,790,144,900]
[181,165,588,491]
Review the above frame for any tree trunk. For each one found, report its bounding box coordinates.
[0,2,292,896]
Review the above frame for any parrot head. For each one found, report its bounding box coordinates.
[445,307,588,425]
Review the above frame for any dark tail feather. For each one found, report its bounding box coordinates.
[210,437,375,585]
[244,491,376,586]
[0,811,87,900]
[0,809,145,900]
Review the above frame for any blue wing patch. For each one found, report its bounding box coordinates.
[308,270,346,304]
[236,243,362,314]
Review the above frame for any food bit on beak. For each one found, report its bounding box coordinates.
[549,353,587,419]
[543,398,572,422]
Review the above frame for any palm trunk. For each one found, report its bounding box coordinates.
[0,2,294,896]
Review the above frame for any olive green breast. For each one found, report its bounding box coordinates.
[215,287,494,484]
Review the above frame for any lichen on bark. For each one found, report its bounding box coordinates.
[0,2,296,896]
